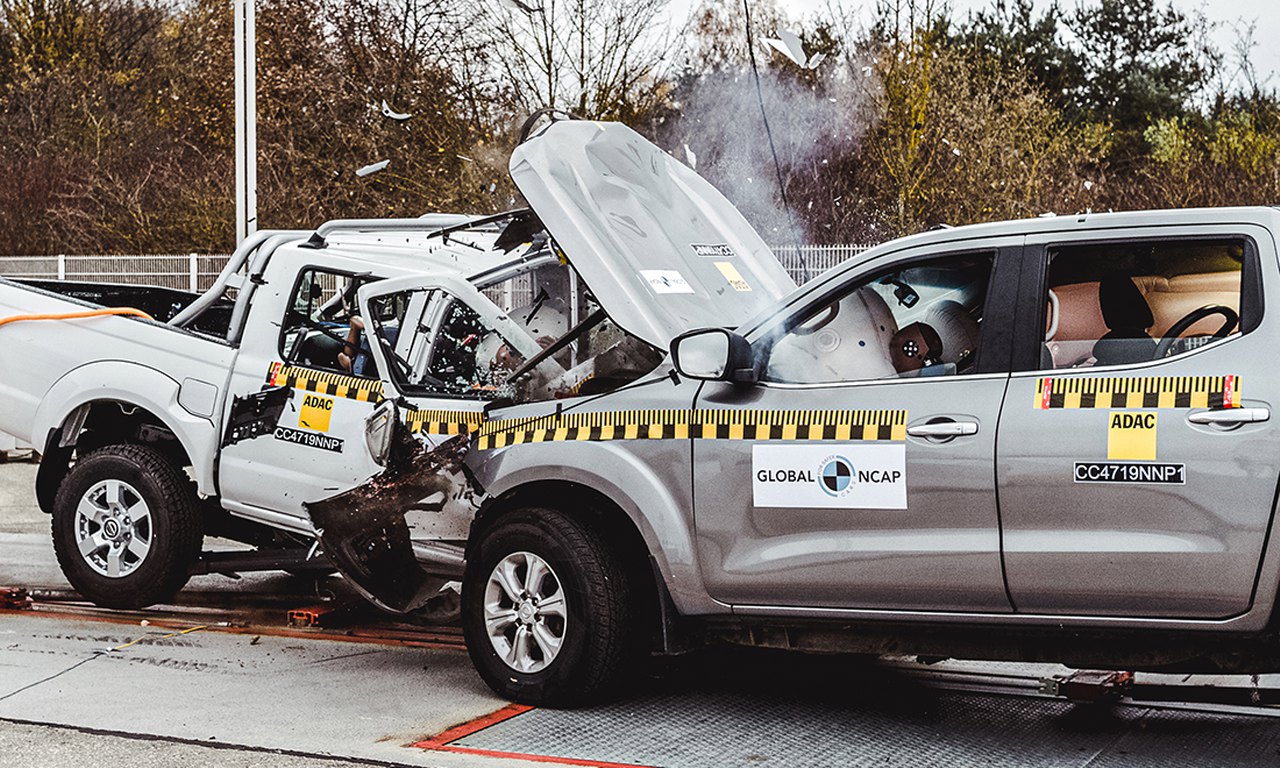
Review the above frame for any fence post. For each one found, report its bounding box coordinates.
[189,253,199,292]
[57,254,65,281]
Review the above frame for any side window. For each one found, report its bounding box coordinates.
[279,268,378,377]
[1042,239,1249,370]
[764,252,995,384]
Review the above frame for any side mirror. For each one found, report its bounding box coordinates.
[670,328,755,383]
[364,399,399,466]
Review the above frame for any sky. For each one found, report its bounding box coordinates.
[670,0,1280,87]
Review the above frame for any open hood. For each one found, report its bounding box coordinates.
[509,120,796,349]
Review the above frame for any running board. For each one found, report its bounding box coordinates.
[190,549,332,576]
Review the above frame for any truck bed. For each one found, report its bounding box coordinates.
[0,277,238,447]
[15,279,234,338]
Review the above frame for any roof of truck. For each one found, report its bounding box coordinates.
[268,217,540,283]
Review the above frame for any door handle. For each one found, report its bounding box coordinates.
[907,421,979,438]
[1187,407,1270,425]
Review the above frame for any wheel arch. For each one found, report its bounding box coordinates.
[473,478,681,653]
[33,362,220,512]
[471,444,723,619]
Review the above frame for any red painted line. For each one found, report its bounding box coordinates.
[425,743,654,768]
[412,703,656,768]
[1039,377,1053,409]
[415,703,534,746]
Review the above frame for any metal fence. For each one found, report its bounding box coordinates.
[0,254,232,292]
[0,244,874,291]
[772,244,872,280]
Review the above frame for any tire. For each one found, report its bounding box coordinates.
[52,444,203,610]
[462,506,634,706]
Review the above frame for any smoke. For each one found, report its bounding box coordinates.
[656,49,878,245]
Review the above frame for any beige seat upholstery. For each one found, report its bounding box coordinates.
[1047,272,1241,368]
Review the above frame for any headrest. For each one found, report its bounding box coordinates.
[1098,275,1153,331]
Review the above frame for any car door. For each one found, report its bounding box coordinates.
[996,225,1279,618]
[692,238,1022,613]
[218,264,385,524]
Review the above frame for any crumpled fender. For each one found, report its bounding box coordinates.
[33,361,221,495]
[305,430,471,614]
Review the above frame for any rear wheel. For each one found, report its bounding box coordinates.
[52,444,203,609]
[462,506,635,706]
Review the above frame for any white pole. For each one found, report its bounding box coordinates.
[233,0,257,245]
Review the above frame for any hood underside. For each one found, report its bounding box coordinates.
[509,120,796,348]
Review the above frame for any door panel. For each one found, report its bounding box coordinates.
[219,264,383,519]
[997,227,1280,618]
[693,240,1022,612]
[695,376,1012,611]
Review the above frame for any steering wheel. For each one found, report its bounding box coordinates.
[1153,305,1238,359]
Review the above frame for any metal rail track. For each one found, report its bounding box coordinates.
[880,657,1280,718]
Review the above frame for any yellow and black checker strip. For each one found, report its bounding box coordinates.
[1036,375,1240,410]
[476,409,907,450]
[405,409,486,437]
[265,363,908,448]
[268,362,383,403]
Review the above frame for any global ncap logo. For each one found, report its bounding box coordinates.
[819,455,855,497]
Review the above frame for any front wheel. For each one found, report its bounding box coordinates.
[462,507,635,706]
[52,444,203,609]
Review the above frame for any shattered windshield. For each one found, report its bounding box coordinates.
[366,261,663,404]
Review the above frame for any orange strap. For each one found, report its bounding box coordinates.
[0,307,154,328]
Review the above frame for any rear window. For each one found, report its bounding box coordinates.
[1041,239,1251,370]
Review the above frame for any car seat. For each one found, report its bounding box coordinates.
[1092,275,1157,366]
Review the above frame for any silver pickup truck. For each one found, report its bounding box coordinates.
[3,117,1279,706]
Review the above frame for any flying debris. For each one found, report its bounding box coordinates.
[1083,180,1095,191]
[380,99,412,121]
[765,28,826,69]
[683,143,697,169]
[765,28,805,66]
[499,0,543,13]
[356,160,390,177]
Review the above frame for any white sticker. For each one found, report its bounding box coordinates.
[641,269,695,294]
[752,444,907,509]
[691,243,736,258]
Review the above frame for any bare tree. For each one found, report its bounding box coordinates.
[484,0,674,120]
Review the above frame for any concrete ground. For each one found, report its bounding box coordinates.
[0,460,41,533]
[0,720,380,768]
[4,458,1280,768]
